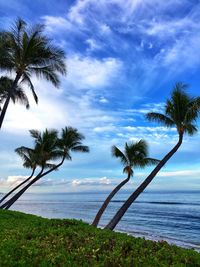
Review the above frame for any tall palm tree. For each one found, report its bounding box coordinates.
[0,127,89,209]
[0,76,30,110]
[92,140,159,226]
[105,83,200,230]
[0,18,66,128]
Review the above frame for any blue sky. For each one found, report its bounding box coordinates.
[0,0,200,192]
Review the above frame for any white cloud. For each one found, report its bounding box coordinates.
[2,91,68,134]
[86,38,102,52]
[162,35,200,70]
[93,125,116,133]
[66,54,123,89]
[157,170,200,178]
[0,175,31,187]
[72,177,111,186]
[1,53,123,134]
[42,16,72,32]
[99,23,111,34]
[99,97,109,104]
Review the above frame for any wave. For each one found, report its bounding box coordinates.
[110,200,200,206]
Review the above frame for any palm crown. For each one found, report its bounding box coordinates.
[112,139,159,177]
[146,83,199,136]
[16,127,89,172]
[0,18,66,89]
[15,129,59,171]
[29,129,62,168]
[0,76,30,109]
[58,127,90,159]
[0,18,66,129]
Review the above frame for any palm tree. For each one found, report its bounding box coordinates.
[0,133,58,205]
[0,147,37,204]
[0,76,30,110]
[105,83,200,230]
[0,127,89,209]
[92,140,159,226]
[0,128,60,209]
[0,18,66,128]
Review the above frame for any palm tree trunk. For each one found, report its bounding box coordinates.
[0,168,44,210]
[0,168,35,204]
[1,156,65,209]
[0,73,21,129]
[105,133,183,230]
[92,174,131,227]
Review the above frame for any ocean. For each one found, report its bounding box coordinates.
[2,190,200,251]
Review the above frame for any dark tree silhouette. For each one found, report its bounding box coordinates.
[92,140,159,226]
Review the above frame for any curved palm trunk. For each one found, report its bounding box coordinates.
[0,168,44,210]
[105,133,183,230]
[0,73,21,129]
[92,174,131,227]
[0,167,35,204]
[1,156,65,210]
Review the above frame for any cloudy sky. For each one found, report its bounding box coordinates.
[0,0,200,193]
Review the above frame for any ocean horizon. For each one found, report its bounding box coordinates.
[1,190,200,252]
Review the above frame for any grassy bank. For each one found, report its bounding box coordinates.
[0,210,200,266]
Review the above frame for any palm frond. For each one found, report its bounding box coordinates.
[146,112,174,127]
[112,145,128,166]
[29,129,41,140]
[29,66,60,87]
[21,72,38,103]
[71,145,90,153]
[183,123,198,136]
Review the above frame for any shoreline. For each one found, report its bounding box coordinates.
[98,224,200,253]
[116,228,200,252]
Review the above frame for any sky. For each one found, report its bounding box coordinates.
[0,0,200,193]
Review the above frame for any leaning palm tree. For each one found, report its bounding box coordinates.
[1,127,89,209]
[0,147,37,204]
[0,18,66,128]
[92,140,159,226]
[0,133,57,205]
[0,128,61,209]
[0,76,30,110]
[105,83,200,230]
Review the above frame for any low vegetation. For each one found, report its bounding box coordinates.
[0,210,200,267]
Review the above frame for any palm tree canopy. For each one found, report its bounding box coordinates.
[15,145,56,170]
[112,140,159,177]
[0,18,66,98]
[16,127,89,171]
[146,83,199,136]
[29,129,61,167]
[0,76,30,109]
[58,127,90,160]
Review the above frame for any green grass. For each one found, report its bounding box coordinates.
[0,210,200,267]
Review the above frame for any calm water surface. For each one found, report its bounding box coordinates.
[2,190,200,251]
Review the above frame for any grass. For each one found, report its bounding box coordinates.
[0,210,200,266]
